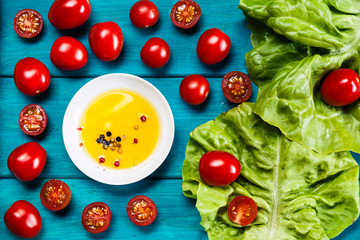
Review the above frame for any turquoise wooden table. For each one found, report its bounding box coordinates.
[1,0,359,239]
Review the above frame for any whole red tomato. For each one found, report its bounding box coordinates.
[179,74,210,105]
[130,0,159,28]
[14,57,50,96]
[50,36,88,71]
[48,0,91,30]
[4,200,42,238]
[140,37,171,68]
[321,68,360,106]
[8,142,47,181]
[199,151,241,186]
[197,28,231,65]
[88,22,123,61]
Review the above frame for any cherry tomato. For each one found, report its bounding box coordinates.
[199,151,241,187]
[14,57,51,96]
[4,200,42,238]
[8,142,46,181]
[50,36,88,71]
[179,74,210,105]
[197,28,231,65]
[13,9,43,38]
[82,202,111,234]
[40,179,71,211]
[227,196,258,226]
[140,37,170,68]
[321,68,360,106]
[130,0,159,28]
[48,0,91,30]
[222,71,252,104]
[170,0,201,29]
[19,104,47,136]
[88,22,124,62]
[126,195,157,226]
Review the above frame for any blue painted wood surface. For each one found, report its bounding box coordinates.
[0,0,359,239]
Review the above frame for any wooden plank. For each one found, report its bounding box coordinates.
[0,0,252,77]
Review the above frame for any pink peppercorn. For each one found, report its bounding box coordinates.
[140,115,146,122]
[114,161,120,167]
[133,138,138,144]
[99,157,105,163]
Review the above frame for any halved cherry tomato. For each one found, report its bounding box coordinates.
[130,0,159,28]
[199,151,241,186]
[50,36,88,71]
[321,68,360,106]
[48,0,91,30]
[40,179,71,211]
[140,37,170,68]
[13,9,43,38]
[4,200,42,238]
[8,142,47,182]
[179,74,210,105]
[227,196,258,226]
[82,202,111,234]
[197,28,231,65]
[222,71,252,104]
[88,22,124,61]
[170,0,201,29]
[19,104,47,136]
[126,195,157,226]
[14,57,51,96]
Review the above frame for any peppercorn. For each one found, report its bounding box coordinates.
[99,134,105,139]
[114,161,120,167]
[96,138,101,143]
[133,138,138,144]
[140,115,146,122]
[116,136,121,142]
[106,131,112,137]
[99,157,105,163]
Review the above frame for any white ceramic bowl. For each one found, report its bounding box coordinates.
[62,74,174,185]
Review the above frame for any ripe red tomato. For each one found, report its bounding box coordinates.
[127,195,157,226]
[130,0,159,28]
[227,196,258,226]
[13,9,43,38]
[50,36,88,71]
[170,0,201,29]
[14,58,50,96]
[8,142,47,181]
[4,200,42,238]
[222,71,252,104]
[48,0,91,30]
[321,68,360,106]
[40,179,71,211]
[199,151,241,186]
[179,74,210,105]
[88,22,124,62]
[19,104,47,136]
[82,202,111,233]
[197,28,231,65]
[141,37,170,68]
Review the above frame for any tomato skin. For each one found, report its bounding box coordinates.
[130,0,159,28]
[179,75,210,105]
[14,9,43,38]
[48,0,91,30]
[127,195,157,226]
[88,22,124,62]
[14,58,50,96]
[4,200,42,238]
[320,69,360,106]
[222,71,252,104]
[170,0,201,29]
[199,151,241,187]
[8,142,47,182]
[140,37,171,68]
[50,36,88,71]
[40,179,71,211]
[197,28,231,65]
[82,202,111,234]
[227,196,258,226]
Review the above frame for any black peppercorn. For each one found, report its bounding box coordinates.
[116,136,121,142]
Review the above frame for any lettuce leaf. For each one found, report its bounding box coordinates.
[239,0,360,154]
[182,103,359,240]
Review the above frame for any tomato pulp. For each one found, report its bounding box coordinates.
[127,195,157,226]
[40,179,71,211]
[19,104,47,136]
[227,196,258,226]
[170,0,201,29]
[13,9,43,38]
[222,71,252,104]
[82,202,111,233]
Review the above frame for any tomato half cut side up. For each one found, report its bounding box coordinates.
[127,195,157,226]
[82,202,111,234]
[14,9,43,38]
[19,104,47,136]
[40,179,71,211]
[222,71,253,104]
[171,0,201,29]
[228,196,258,226]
